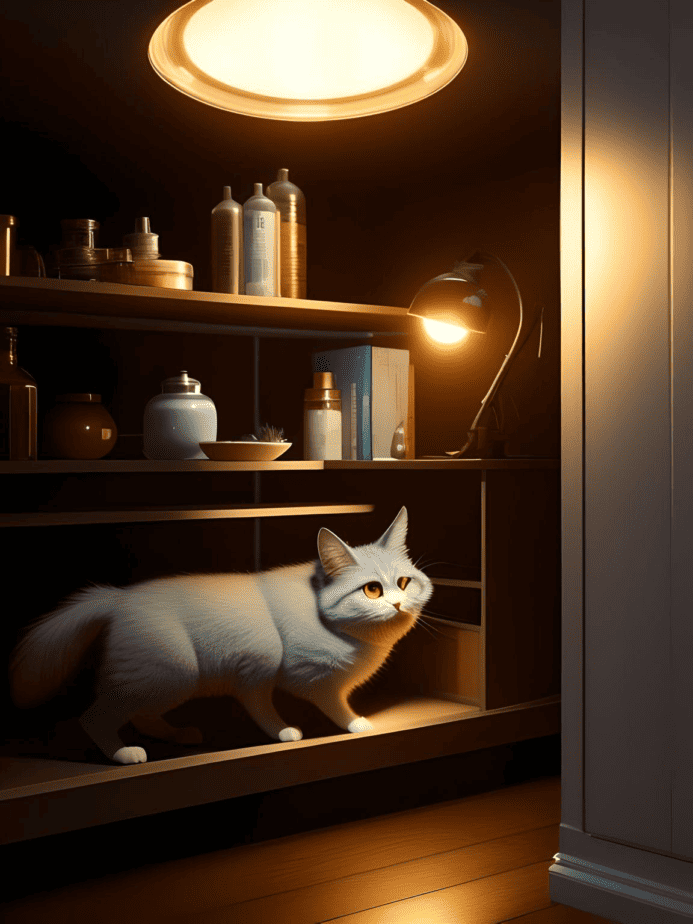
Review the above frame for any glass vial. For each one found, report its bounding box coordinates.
[266,169,306,299]
[211,187,244,294]
[303,372,342,460]
[243,183,276,297]
[0,326,37,461]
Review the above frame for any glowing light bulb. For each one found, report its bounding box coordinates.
[422,318,470,344]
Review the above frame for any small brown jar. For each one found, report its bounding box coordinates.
[43,393,117,459]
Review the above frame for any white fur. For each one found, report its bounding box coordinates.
[9,507,432,764]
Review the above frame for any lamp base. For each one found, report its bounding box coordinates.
[444,426,510,460]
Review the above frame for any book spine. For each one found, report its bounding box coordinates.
[371,347,409,459]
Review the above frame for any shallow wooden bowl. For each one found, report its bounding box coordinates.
[199,441,291,462]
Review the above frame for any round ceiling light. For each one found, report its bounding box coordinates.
[148,0,468,121]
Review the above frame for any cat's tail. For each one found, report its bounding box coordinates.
[9,584,120,708]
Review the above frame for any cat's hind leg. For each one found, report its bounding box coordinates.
[236,684,303,742]
[79,694,148,764]
[130,711,203,746]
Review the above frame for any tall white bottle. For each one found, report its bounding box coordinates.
[211,186,244,294]
[243,183,276,297]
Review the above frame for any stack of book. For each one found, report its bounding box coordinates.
[311,346,413,460]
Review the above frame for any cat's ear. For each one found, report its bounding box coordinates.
[376,507,408,555]
[318,528,360,577]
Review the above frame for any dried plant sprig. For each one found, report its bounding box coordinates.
[239,423,287,443]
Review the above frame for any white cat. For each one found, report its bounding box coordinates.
[9,507,433,765]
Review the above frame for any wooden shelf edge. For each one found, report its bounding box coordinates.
[0,695,560,845]
[0,277,411,334]
[0,503,376,528]
[0,458,560,473]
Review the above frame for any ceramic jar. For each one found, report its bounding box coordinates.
[43,393,117,459]
[143,371,217,460]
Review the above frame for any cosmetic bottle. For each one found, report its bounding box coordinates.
[303,372,342,460]
[0,326,37,460]
[143,371,217,460]
[211,187,244,294]
[266,168,306,298]
[243,183,276,297]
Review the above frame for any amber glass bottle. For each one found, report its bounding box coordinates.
[0,326,37,460]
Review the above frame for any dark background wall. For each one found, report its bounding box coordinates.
[0,0,560,457]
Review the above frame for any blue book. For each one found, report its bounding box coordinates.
[312,346,409,460]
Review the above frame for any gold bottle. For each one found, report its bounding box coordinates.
[266,169,306,299]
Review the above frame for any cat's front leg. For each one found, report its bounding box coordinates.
[236,684,303,742]
[308,684,374,733]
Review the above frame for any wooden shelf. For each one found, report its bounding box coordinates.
[0,502,374,528]
[0,277,411,336]
[0,458,559,473]
[0,694,560,845]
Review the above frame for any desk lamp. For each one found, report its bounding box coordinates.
[407,251,544,459]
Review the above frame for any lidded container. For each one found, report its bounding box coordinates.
[43,394,117,460]
[99,217,193,290]
[243,183,277,297]
[143,371,217,460]
[266,168,306,299]
[303,371,342,461]
[211,186,244,294]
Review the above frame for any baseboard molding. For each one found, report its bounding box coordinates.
[549,853,693,923]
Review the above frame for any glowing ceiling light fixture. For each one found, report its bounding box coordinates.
[148,0,468,121]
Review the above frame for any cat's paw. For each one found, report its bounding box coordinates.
[113,746,148,765]
[347,716,374,733]
[174,726,203,745]
[278,727,303,742]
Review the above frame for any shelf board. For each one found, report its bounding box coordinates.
[0,502,375,528]
[431,577,483,590]
[0,458,560,474]
[0,694,560,845]
[0,277,411,335]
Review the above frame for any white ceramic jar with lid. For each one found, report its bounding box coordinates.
[143,370,217,460]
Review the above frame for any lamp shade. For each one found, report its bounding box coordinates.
[148,0,468,121]
[407,263,490,333]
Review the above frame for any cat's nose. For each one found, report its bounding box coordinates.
[393,602,401,611]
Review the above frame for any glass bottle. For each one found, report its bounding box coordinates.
[0,326,37,461]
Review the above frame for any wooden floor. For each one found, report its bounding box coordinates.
[1,774,614,924]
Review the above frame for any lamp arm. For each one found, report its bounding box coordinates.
[469,252,540,432]
[450,251,541,458]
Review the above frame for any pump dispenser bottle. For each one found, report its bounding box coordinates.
[303,372,342,460]
[243,183,277,297]
[267,168,306,298]
[211,186,244,294]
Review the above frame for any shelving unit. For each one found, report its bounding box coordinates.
[0,279,560,846]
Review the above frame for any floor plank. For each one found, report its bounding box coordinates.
[175,825,559,923]
[2,777,561,924]
[317,860,557,922]
[503,903,616,923]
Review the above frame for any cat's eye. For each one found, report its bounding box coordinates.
[363,582,383,599]
[397,577,411,590]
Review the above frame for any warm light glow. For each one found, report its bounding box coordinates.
[185,0,434,100]
[149,0,468,121]
[422,318,470,344]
